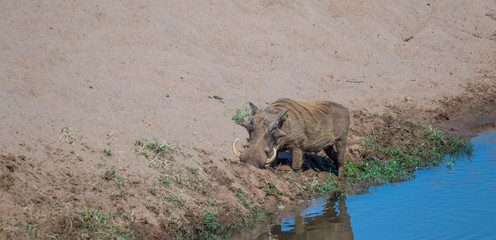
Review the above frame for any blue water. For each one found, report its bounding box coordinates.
[259,128,496,240]
[347,129,496,240]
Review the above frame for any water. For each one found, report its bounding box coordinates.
[254,127,496,240]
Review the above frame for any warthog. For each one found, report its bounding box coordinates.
[233,98,350,178]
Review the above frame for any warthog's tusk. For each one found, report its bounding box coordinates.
[265,148,277,165]
[232,138,242,158]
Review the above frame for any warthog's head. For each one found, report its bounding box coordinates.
[233,103,288,168]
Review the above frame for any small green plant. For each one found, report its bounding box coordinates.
[201,211,225,238]
[203,211,220,229]
[116,190,130,199]
[148,141,175,154]
[60,126,73,143]
[382,113,393,120]
[193,180,205,193]
[473,22,481,38]
[78,209,136,239]
[149,187,156,196]
[164,195,182,205]
[102,168,116,181]
[264,183,280,197]
[158,175,171,188]
[135,138,176,168]
[232,106,251,125]
[255,211,264,222]
[312,174,338,194]
[103,148,112,156]
[188,167,199,176]
[264,172,290,197]
[238,191,252,211]
[472,108,484,116]
[286,177,295,184]
[206,196,216,207]
[446,161,455,170]
[223,103,230,117]
[135,138,146,147]
[135,139,176,155]
[344,160,359,177]
[161,169,189,185]
[27,225,38,238]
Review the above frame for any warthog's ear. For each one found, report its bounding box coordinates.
[248,102,259,116]
[277,110,289,128]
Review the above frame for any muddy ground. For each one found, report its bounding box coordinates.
[1,0,496,239]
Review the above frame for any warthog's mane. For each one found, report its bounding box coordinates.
[265,98,332,123]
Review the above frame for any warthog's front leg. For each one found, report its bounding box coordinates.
[292,149,303,172]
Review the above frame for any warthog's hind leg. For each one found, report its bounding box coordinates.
[324,140,346,179]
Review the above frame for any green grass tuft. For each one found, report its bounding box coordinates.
[103,148,112,157]
[347,121,473,184]
[238,191,252,211]
[232,106,250,125]
[134,138,176,169]
[79,209,137,239]
[312,174,340,194]
[102,168,117,181]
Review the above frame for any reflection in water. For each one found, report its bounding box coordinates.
[267,195,353,240]
[249,126,496,240]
